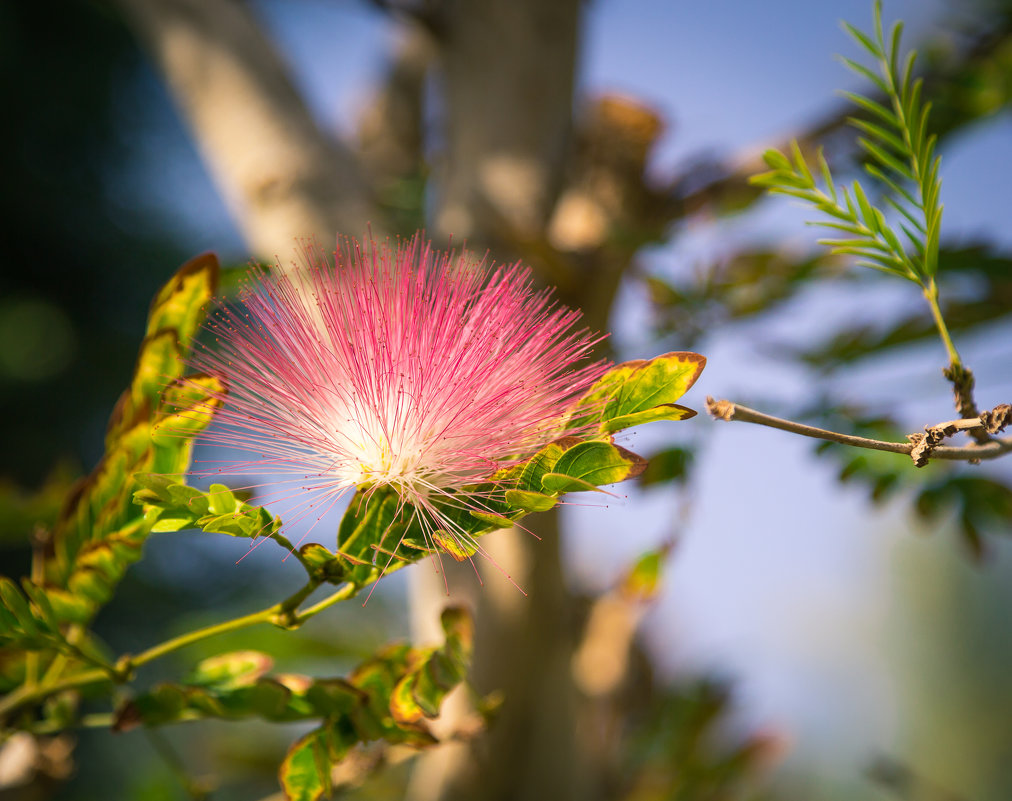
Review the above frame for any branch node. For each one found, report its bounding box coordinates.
[705,396,735,421]
[982,403,1011,435]
[942,363,991,445]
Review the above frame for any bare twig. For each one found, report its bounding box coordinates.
[706,397,1012,467]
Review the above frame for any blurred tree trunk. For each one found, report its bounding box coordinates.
[407,3,612,801]
[115,0,381,256]
[431,0,580,249]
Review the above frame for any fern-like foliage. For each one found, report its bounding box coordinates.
[751,0,943,285]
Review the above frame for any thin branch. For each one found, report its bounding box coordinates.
[0,581,360,721]
[706,397,1012,466]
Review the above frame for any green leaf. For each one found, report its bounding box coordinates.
[600,403,696,434]
[540,473,601,494]
[302,679,364,718]
[620,549,667,602]
[603,352,705,420]
[541,442,640,494]
[280,728,331,801]
[514,441,568,492]
[187,651,274,690]
[337,489,404,583]
[848,116,908,157]
[431,531,478,562]
[206,484,237,515]
[888,20,905,81]
[842,20,880,58]
[503,489,557,512]
[299,544,347,583]
[145,252,219,351]
[838,56,889,94]
[129,330,179,410]
[639,447,694,488]
[840,91,896,126]
[0,578,36,631]
[857,137,915,182]
[761,149,792,171]
[136,479,282,542]
[390,672,427,726]
[571,353,704,435]
[150,374,226,448]
[466,509,512,529]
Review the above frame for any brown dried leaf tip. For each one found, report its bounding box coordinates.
[981,403,1010,435]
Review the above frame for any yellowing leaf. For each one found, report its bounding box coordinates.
[279,728,331,801]
[146,251,219,350]
[600,403,696,434]
[432,531,477,562]
[604,352,705,419]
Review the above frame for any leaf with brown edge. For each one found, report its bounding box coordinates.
[431,531,477,562]
[146,251,219,350]
[129,329,179,412]
[569,352,706,434]
[389,671,429,727]
[40,255,222,627]
[600,403,697,434]
[150,374,226,447]
[603,351,706,420]
[279,728,332,801]
[186,650,274,690]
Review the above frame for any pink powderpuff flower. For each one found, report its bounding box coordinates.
[188,235,608,561]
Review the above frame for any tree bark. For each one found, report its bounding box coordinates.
[115,0,382,258]
[432,0,582,249]
[407,3,604,800]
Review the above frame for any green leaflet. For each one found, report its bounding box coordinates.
[279,730,333,801]
[185,650,274,690]
[145,252,220,347]
[149,374,226,450]
[337,489,407,583]
[503,489,557,512]
[600,403,696,434]
[135,476,281,540]
[278,607,472,801]
[0,254,221,641]
[569,352,705,435]
[541,441,644,494]
[133,477,357,585]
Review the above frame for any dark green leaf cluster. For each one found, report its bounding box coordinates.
[1,255,220,684]
[135,475,281,539]
[107,608,471,801]
[278,607,473,801]
[750,0,943,285]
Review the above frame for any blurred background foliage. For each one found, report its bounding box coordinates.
[1,0,1011,799]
